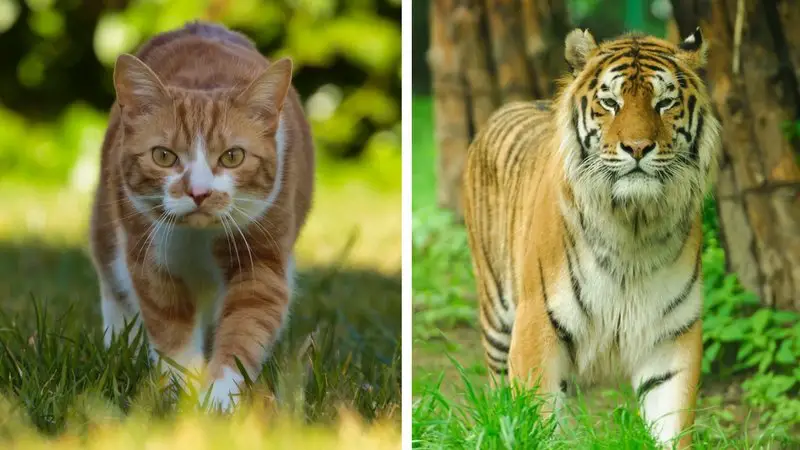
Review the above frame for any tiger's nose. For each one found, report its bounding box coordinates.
[620,140,656,160]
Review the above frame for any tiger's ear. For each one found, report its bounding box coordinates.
[114,54,170,116]
[565,29,597,75]
[677,27,708,69]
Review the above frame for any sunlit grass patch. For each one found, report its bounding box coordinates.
[0,400,400,449]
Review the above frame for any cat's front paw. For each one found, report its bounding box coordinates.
[199,366,245,412]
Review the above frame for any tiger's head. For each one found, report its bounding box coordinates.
[557,28,720,206]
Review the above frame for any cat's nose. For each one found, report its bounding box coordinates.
[190,189,210,206]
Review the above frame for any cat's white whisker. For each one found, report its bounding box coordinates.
[230,205,279,251]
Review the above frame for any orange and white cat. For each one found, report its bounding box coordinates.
[88,22,314,409]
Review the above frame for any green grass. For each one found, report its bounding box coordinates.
[0,149,401,445]
[411,96,800,448]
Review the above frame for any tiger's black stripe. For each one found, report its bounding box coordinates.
[540,261,577,364]
[637,371,678,399]
[689,110,705,161]
[686,95,697,130]
[562,225,591,319]
[490,365,508,376]
[487,351,508,366]
[483,328,510,354]
[480,298,510,334]
[662,249,701,316]
[659,314,700,346]
[573,98,589,161]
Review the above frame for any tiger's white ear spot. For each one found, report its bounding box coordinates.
[678,27,708,68]
[565,29,598,75]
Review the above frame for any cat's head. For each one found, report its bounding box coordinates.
[112,53,292,229]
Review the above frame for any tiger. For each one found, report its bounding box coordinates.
[462,28,720,448]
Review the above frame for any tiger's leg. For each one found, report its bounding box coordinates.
[508,299,571,418]
[476,273,514,383]
[632,321,702,449]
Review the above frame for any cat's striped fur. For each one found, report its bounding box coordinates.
[89,22,314,410]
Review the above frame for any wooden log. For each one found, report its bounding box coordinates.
[430,0,471,215]
[521,0,568,97]
[430,0,569,218]
[453,0,498,130]
[671,0,800,310]
[484,0,533,102]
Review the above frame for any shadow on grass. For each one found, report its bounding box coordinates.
[0,240,401,435]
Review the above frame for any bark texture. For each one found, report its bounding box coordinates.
[671,0,800,310]
[428,0,568,217]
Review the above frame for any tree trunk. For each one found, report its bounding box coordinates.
[428,0,568,218]
[671,0,800,310]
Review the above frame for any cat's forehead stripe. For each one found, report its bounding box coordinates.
[174,96,226,147]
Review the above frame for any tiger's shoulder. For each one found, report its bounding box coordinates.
[466,100,558,179]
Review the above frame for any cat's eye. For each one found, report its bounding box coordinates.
[600,98,619,111]
[151,146,178,167]
[219,147,246,168]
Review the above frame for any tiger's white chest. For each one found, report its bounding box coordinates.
[547,241,701,387]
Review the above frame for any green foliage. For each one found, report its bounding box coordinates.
[0,103,106,188]
[413,367,559,449]
[411,207,474,338]
[780,119,800,141]
[412,363,793,449]
[700,199,800,432]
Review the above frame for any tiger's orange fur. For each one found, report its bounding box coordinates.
[89,22,313,409]
[463,28,720,448]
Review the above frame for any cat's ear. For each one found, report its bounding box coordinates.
[235,58,293,119]
[113,54,170,115]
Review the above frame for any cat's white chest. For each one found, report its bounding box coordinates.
[154,228,225,310]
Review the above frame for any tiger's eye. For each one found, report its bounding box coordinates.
[219,147,245,168]
[151,146,178,167]
[600,98,619,110]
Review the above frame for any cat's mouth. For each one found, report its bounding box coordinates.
[180,211,220,228]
